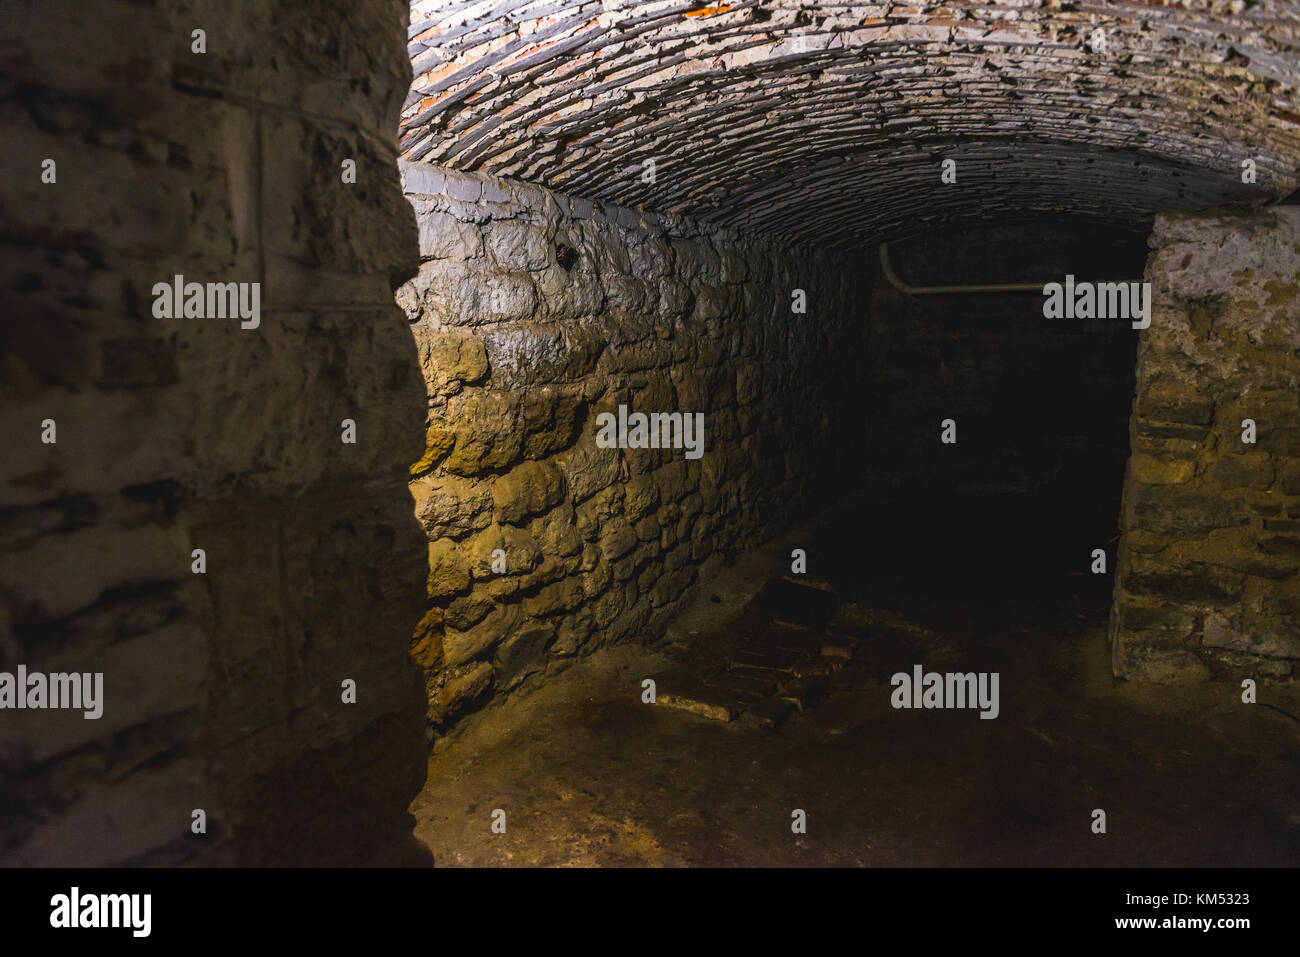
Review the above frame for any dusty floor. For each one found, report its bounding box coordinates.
[410,493,1300,866]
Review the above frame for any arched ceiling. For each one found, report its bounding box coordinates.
[401,1,1300,247]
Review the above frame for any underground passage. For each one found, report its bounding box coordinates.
[2,0,1300,877]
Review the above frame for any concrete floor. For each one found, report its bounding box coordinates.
[410,494,1300,866]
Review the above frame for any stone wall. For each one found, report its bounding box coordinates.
[1111,208,1300,683]
[1,0,429,865]
[396,162,870,734]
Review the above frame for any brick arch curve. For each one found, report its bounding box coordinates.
[400,0,1300,246]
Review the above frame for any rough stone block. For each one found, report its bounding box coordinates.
[493,460,566,525]
[427,539,471,598]
[495,625,557,689]
[431,662,494,726]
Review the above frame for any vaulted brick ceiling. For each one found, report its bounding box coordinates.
[401,1,1300,246]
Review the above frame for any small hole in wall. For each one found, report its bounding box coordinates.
[555,243,579,270]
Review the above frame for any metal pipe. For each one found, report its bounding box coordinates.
[878,242,1046,295]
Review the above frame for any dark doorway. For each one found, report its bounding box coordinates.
[861,222,1147,606]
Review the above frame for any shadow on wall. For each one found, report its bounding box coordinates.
[864,222,1147,513]
[857,222,1147,603]
[0,0,432,865]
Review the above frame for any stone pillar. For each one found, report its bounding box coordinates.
[1111,208,1300,682]
[1,0,429,864]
